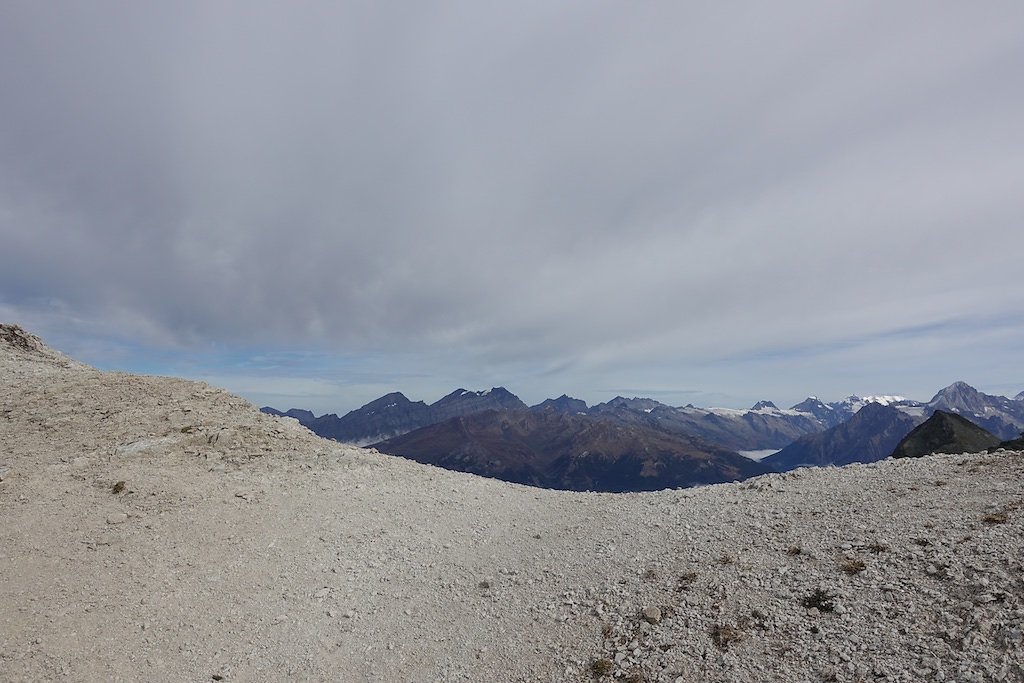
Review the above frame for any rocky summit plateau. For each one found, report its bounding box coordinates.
[2,323,1024,683]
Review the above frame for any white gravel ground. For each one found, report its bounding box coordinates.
[1,326,1022,683]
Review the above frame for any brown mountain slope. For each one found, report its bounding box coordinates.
[374,407,769,491]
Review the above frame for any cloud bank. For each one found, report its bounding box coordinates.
[2,2,1023,411]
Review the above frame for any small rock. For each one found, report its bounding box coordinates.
[106,513,128,525]
[642,606,662,624]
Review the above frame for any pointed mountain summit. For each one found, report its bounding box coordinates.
[790,397,841,427]
[824,394,919,425]
[430,387,527,422]
[264,387,528,446]
[890,410,1000,459]
[590,396,668,414]
[926,381,1024,439]
[929,381,987,414]
[531,394,588,414]
[750,400,778,410]
[260,392,433,445]
[297,392,434,446]
[1014,391,1024,401]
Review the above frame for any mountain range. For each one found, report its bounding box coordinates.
[763,403,922,470]
[264,392,906,452]
[263,380,1024,488]
[263,388,526,446]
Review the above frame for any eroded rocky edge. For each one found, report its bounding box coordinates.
[1,325,1021,682]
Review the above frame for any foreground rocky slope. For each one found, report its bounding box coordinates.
[2,324,1023,682]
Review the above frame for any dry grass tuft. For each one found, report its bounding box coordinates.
[839,558,866,575]
[710,623,745,649]
[590,658,614,678]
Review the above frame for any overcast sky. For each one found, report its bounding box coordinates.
[2,2,1023,415]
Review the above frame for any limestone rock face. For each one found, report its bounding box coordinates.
[0,323,86,369]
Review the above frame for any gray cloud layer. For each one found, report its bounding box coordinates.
[2,2,1023,410]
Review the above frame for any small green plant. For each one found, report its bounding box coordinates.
[839,558,866,575]
[590,658,614,678]
[983,511,1009,525]
[801,588,836,612]
[867,541,889,554]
